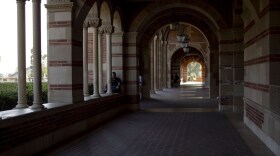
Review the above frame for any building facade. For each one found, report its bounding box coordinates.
[0,0,280,155]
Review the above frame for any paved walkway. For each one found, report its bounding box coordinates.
[43,86,275,156]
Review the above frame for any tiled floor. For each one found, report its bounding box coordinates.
[43,86,275,156]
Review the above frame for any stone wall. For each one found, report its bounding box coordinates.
[243,1,280,155]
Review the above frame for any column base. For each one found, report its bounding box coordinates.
[150,90,156,94]
[106,92,113,95]
[30,104,46,110]
[84,94,90,97]
[91,94,101,98]
[15,103,29,109]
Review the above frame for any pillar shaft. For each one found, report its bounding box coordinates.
[106,33,112,94]
[31,0,45,109]
[98,31,103,94]
[158,41,162,91]
[89,19,101,97]
[153,37,158,91]
[101,24,114,94]
[83,24,89,96]
[15,0,28,108]
[150,39,155,94]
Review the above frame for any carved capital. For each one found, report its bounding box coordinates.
[100,24,114,34]
[83,20,89,28]
[88,18,101,28]
[113,26,123,34]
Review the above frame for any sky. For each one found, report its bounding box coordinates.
[0,0,47,75]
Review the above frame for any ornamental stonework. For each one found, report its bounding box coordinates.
[88,18,101,28]
[100,24,114,34]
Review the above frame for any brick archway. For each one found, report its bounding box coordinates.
[180,56,206,83]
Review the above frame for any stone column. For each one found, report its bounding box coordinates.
[31,0,45,109]
[154,36,158,91]
[83,22,89,96]
[89,19,101,97]
[101,24,114,94]
[15,0,28,108]
[167,59,172,88]
[209,48,219,98]
[158,41,163,91]
[45,1,83,103]
[98,30,103,94]
[163,41,168,88]
[150,38,156,94]
[219,29,234,111]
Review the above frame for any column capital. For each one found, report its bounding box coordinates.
[83,20,89,28]
[16,0,29,2]
[154,35,158,40]
[98,28,104,34]
[88,18,101,28]
[100,22,114,34]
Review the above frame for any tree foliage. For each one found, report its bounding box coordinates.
[0,82,48,111]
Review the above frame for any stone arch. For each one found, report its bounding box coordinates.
[181,57,206,83]
[74,0,98,28]
[169,44,207,62]
[87,2,98,18]
[243,0,259,22]
[136,7,219,51]
[100,0,112,24]
[129,1,228,32]
[113,9,123,33]
[162,26,170,41]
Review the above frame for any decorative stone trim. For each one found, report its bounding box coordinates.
[45,1,73,12]
[100,23,114,34]
[88,18,101,28]
[244,20,255,33]
[49,84,83,90]
[49,39,82,47]
[49,61,83,67]
[244,82,269,92]
[16,0,29,2]
[49,21,72,28]
[245,103,264,128]
[244,54,280,66]
[245,27,280,48]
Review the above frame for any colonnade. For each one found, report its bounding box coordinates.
[15,0,44,109]
[15,0,116,110]
[150,35,168,94]
[83,19,115,97]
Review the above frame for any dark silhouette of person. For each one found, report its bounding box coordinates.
[111,72,121,93]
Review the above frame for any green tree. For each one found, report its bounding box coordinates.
[29,48,48,81]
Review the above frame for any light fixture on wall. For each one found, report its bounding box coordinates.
[176,24,190,53]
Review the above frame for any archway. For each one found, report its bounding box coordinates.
[180,56,206,85]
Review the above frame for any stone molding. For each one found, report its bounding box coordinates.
[100,24,114,34]
[45,1,73,12]
[83,20,89,28]
[16,0,29,2]
[98,28,104,34]
[88,18,101,28]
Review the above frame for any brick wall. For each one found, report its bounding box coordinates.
[245,103,264,128]
[0,95,126,154]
